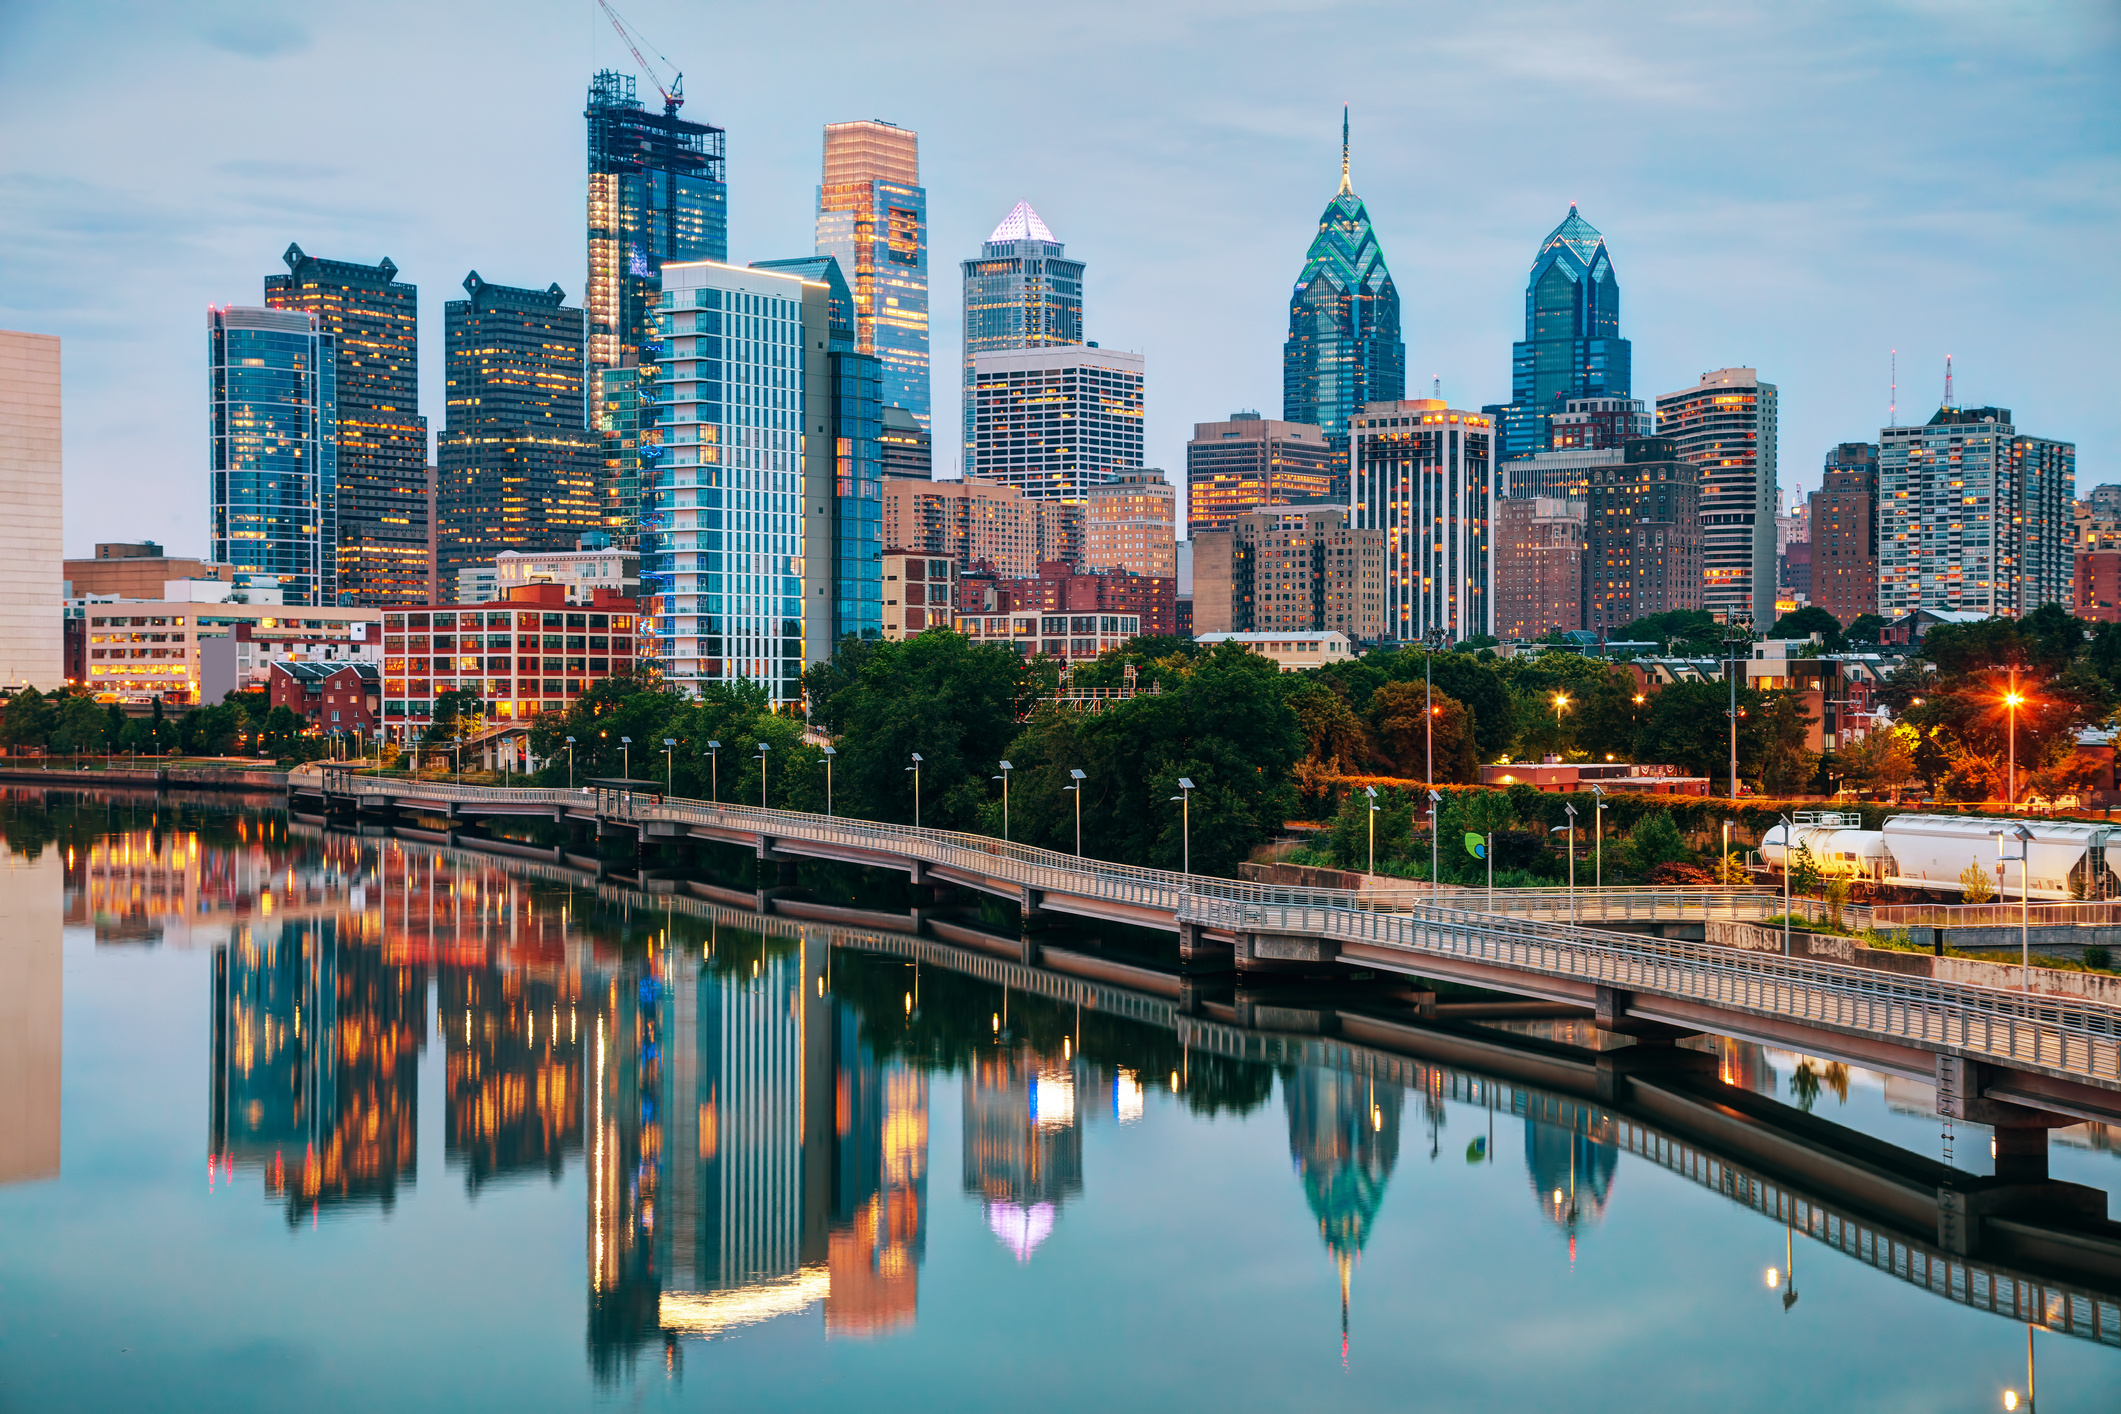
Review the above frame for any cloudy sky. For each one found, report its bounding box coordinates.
[2,0,2115,557]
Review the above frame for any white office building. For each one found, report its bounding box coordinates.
[0,329,63,690]
[965,344,1144,503]
[1349,400,1497,642]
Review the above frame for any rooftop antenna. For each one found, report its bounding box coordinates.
[1432,374,1440,400]
[1944,354,1954,411]
[1339,106,1351,196]
[1889,348,1897,428]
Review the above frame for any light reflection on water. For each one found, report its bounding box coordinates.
[1,793,2117,1411]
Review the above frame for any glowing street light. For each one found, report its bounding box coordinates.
[1170,776,1195,874]
[994,760,1013,841]
[1065,768,1087,855]
[707,740,721,802]
[2003,674,2025,805]
[820,744,836,816]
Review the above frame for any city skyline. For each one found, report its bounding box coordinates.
[2,2,2109,559]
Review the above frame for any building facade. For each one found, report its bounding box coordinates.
[1878,405,2074,619]
[493,547,639,603]
[1482,207,1632,466]
[958,560,1176,637]
[0,328,63,690]
[2075,550,2121,624]
[1084,470,1176,579]
[1185,413,1337,534]
[1189,504,1385,639]
[265,245,431,607]
[961,202,1084,457]
[1500,445,1622,502]
[75,597,378,704]
[955,609,1141,664]
[1583,438,1703,636]
[64,544,231,600]
[815,120,928,430]
[879,406,932,479]
[1282,114,1403,467]
[1809,441,1878,626]
[1349,401,1494,642]
[586,70,728,545]
[380,582,638,734]
[437,272,602,579]
[1546,395,1652,452]
[882,550,957,640]
[964,345,1144,503]
[269,660,380,733]
[1655,367,1779,627]
[880,476,1080,578]
[1493,497,1585,641]
[209,306,337,608]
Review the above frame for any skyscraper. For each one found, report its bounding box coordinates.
[1809,442,1878,627]
[1349,400,1494,642]
[1482,207,1632,467]
[265,245,431,606]
[1283,112,1404,473]
[1878,405,2074,619]
[816,121,929,430]
[1493,498,1585,641]
[209,307,337,607]
[1582,438,1703,635]
[436,273,603,578]
[1185,413,1337,535]
[961,203,1084,456]
[1656,367,1779,627]
[0,329,62,690]
[586,70,728,543]
[1083,470,1177,579]
[965,345,1143,502]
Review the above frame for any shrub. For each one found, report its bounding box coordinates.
[1958,861,1997,903]
[1646,861,1717,886]
[2085,945,2113,971]
[1625,810,1693,874]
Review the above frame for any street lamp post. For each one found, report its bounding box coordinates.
[2004,673,2023,806]
[620,735,631,782]
[1776,813,1796,955]
[1066,769,1086,855]
[1725,630,1747,801]
[1592,784,1607,888]
[756,742,770,808]
[663,738,676,795]
[1723,816,1735,884]
[1170,777,1194,874]
[1427,789,1442,901]
[2002,823,2033,990]
[1552,692,1569,736]
[565,736,577,789]
[907,752,923,829]
[995,760,1013,841]
[1365,786,1379,876]
[821,744,836,816]
[707,740,720,802]
[1562,803,1578,924]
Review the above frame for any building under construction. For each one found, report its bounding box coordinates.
[585,68,726,545]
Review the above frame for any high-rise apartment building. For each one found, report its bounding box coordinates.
[879,406,932,479]
[1084,470,1176,579]
[1493,497,1584,641]
[816,121,928,430]
[436,273,602,578]
[265,245,431,606]
[1878,406,2074,619]
[1809,442,1878,626]
[961,203,1084,455]
[1546,395,1652,452]
[1349,400,1495,642]
[1190,503,1385,639]
[880,477,1080,578]
[1185,413,1337,534]
[965,345,1143,503]
[1583,438,1702,635]
[586,70,728,544]
[209,307,337,607]
[649,261,831,704]
[1500,445,1621,501]
[1482,207,1632,466]
[1283,114,1403,469]
[0,329,62,689]
[1656,368,1779,627]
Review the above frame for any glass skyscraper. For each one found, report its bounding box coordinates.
[1483,206,1631,465]
[1282,112,1404,473]
[209,306,337,606]
[815,121,928,433]
[585,71,727,546]
[264,245,430,607]
[960,202,1084,461]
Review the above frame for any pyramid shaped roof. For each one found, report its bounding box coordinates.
[988,201,1056,244]
[1539,205,1605,270]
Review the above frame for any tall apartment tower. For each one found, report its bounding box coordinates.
[1482,207,1632,467]
[960,203,1084,458]
[880,478,1079,578]
[1809,442,1878,626]
[1283,112,1404,475]
[0,329,63,689]
[1879,405,2074,619]
[650,261,834,703]
[1084,470,1177,579]
[1583,437,1703,636]
[585,71,728,544]
[435,273,602,578]
[1191,504,1386,639]
[264,245,430,606]
[816,121,928,431]
[1349,401,1495,643]
[1493,497,1584,641]
[209,307,337,607]
[1185,413,1337,534]
[964,345,1142,503]
[1655,368,1778,627]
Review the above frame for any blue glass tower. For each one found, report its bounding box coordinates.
[1283,111,1404,473]
[1485,205,1631,465]
[209,306,337,606]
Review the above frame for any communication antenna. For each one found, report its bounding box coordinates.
[1944,354,1954,411]
[1889,349,1896,428]
[1432,374,1440,400]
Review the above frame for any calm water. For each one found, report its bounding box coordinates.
[2,793,2117,1412]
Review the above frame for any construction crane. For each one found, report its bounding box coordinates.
[596,0,684,114]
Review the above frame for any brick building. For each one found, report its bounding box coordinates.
[880,476,1081,578]
[1190,503,1384,639]
[1809,441,1878,626]
[380,582,638,740]
[883,550,959,639]
[1493,497,1584,640]
[958,559,1175,637]
[2075,550,2121,623]
[1584,438,1702,637]
[270,661,380,732]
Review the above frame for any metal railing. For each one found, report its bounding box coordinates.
[320,776,2121,1089]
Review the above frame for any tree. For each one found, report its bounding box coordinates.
[46,695,110,756]
[1,688,54,753]
[423,688,485,748]
[1621,609,1724,654]
[1756,691,1818,796]
[1958,861,1996,903]
[1768,606,1844,651]
[1844,614,1889,647]
[1626,811,1693,874]
[1840,723,1918,801]
[1368,682,1475,783]
[1324,785,1414,873]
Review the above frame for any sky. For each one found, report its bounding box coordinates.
[1,0,2116,558]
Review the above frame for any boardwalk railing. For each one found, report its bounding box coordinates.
[322,777,2121,1090]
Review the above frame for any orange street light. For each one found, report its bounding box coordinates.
[1552,693,1570,729]
[2003,675,2025,804]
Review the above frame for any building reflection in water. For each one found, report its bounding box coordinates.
[826,1002,928,1336]
[1524,1117,1618,1249]
[1284,1066,1403,1345]
[1,841,63,1186]
[964,1047,1086,1263]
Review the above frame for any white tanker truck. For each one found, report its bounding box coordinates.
[1758,811,2119,900]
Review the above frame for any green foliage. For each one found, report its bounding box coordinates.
[529,677,816,805]
[1625,810,1693,874]
[423,688,485,747]
[1314,647,1515,760]
[1843,613,1889,646]
[1767,606,1845,650]
[1789,843,1823,897]
[1620,609,1727,654]
[1957,860,1996,903]
[1,688,55,751]
[1368,681,1476,782]
[1325,785,1414,873]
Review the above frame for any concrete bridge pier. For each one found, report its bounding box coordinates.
[1177,922,1233,971]
[1592,986,1714,1103]
[755,836,799,914]
[1233,932,1340,975]
[1934,1056,2107,1255]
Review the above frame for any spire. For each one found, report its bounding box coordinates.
[987,200,1055,245]
[1338,106,1352,196]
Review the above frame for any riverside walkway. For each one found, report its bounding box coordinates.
[303,773,2121,1131]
